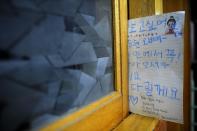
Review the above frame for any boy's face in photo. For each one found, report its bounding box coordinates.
[168,21,176,29]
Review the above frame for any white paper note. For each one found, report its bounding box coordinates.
[128,11,185,124]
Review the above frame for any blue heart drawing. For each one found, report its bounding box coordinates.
[130,96,138,105]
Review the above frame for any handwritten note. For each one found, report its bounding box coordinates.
[128,11,185,124]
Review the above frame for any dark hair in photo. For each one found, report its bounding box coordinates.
[167,16,176,25]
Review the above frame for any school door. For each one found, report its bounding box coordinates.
[40,0,190,131]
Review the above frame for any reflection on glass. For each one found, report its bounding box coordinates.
[0,0,113,130]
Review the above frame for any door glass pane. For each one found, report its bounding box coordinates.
[0,0,113,130]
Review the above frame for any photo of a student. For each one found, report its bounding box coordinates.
[165,16,176,34]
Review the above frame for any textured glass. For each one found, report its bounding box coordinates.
[0,0,113,130]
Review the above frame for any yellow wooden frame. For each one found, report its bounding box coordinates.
[155,0,163,15]
[40,0,128,130]
[113,114,159,131]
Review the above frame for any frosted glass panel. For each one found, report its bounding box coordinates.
[0,0,113,130]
